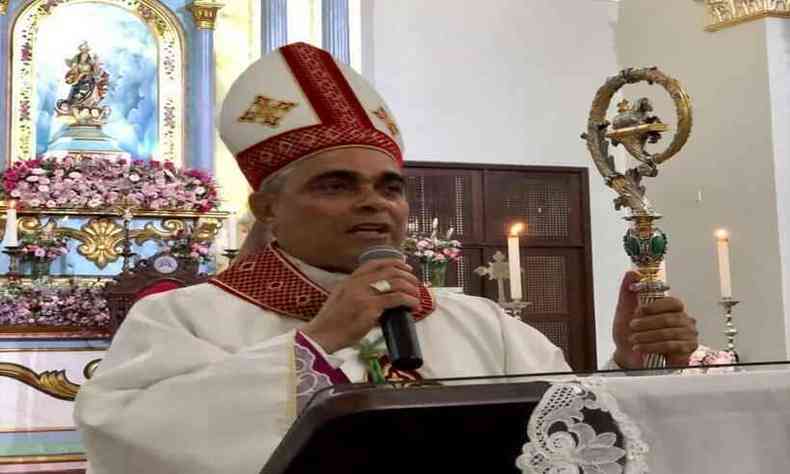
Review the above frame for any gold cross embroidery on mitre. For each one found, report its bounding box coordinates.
[372,106,400,137]
[239,95,299,128]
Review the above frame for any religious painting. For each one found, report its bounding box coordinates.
[9,0,185,166]
[35,3,158,159]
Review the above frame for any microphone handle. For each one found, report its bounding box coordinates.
[379,307,423,371]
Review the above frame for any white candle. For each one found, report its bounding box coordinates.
[227,213,238,250]
[3,201,18,247]
[508,223,525,301]
[715,229,732,298]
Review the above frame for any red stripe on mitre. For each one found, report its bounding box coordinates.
[209,244,435,322]
[280,42,372,128]
[236,124,402,191]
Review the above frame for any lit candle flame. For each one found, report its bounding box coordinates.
[715,229,729,241]
[509,222,525,237]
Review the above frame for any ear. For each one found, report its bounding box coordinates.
[248,191,277,224]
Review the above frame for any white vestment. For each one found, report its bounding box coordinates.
[74,256,569,473]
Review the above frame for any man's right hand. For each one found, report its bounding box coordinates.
[301,259,421,354]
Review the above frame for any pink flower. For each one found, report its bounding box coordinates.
[29,198,41,207]
[31,168,47,175]
[68,172,82,179]
[26,175,39,182]
[34,248,46,258]
[128,174,141,182]
[45,200,57,208]
[38,185,50,192]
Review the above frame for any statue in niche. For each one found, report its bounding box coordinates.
[55,42,111,124]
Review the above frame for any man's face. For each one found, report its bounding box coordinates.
[253,148,409,273]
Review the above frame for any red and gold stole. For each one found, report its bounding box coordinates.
[209,243,436,381]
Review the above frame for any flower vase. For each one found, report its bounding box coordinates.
[425,261,448,288]
[28,259,51,280]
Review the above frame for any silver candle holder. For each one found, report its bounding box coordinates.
[223,248,240,263]
[719,297,740,361]
[474,251,532,319]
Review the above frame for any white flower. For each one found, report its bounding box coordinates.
[87,198,103,208]
[26,175,39,182]
[38,185,50,193]
[68,172,82,179]
[10,190,21,198]
[195,186,206,196]
[31,168,47,175]
[29,199,42,207]
[128,174,141,182]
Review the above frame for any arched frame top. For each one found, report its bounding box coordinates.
[7,0,186,166]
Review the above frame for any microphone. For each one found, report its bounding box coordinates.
[358,245,423,371]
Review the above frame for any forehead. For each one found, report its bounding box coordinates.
[288,148,402,184]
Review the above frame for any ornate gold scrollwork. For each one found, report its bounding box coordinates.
[132,218,187,245]
[10,212,224,268]
[188,1,224,30]
[195,218,222,242]
[703,0,790,32]
[83,358,101,379]
[0,362,81,401]
[66,218,125,269]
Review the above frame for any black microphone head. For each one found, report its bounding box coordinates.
[358,245,404,265]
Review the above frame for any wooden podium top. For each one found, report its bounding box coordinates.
[261,379,553,474]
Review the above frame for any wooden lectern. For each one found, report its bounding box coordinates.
[261,380,552,474]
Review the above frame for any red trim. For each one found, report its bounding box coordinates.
[209,244,435,322]
[237,124,402,190]
[279,42,371,127]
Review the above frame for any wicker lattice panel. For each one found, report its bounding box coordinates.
[527,319,570,360]
[523,255,568,314]
[484,172,582,244]
[405,172,478,242]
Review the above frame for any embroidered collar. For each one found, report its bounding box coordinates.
[210,243,436,322]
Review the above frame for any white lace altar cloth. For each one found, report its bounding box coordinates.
[519,368,790,473]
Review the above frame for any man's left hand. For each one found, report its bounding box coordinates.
[613,271,699,368]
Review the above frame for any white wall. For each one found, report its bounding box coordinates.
[766,18,790,359]
[618,0,788,361]
[366,0,630,366]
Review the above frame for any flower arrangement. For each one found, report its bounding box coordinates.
[688,345,737,366]
[0,154,220,212]
[161,225,212,264]
[402,218,462,287]
[19,232,69,263]
[0,280,110,329]
[679,344,737,375]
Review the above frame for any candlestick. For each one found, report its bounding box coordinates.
[719,297,740,361]
[3,201,18,247]
[715,229,732,298]
[507,223,525,301]
[3,245,23,283]
[223,248,240,263]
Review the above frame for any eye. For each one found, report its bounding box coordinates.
[382,181,405,196]
[316,179,352,193]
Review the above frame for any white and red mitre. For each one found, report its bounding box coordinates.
[220,42,404,190]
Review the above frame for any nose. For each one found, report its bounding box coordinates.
[353,184,389,212]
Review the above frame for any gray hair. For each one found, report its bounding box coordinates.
[237,165,295,258]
